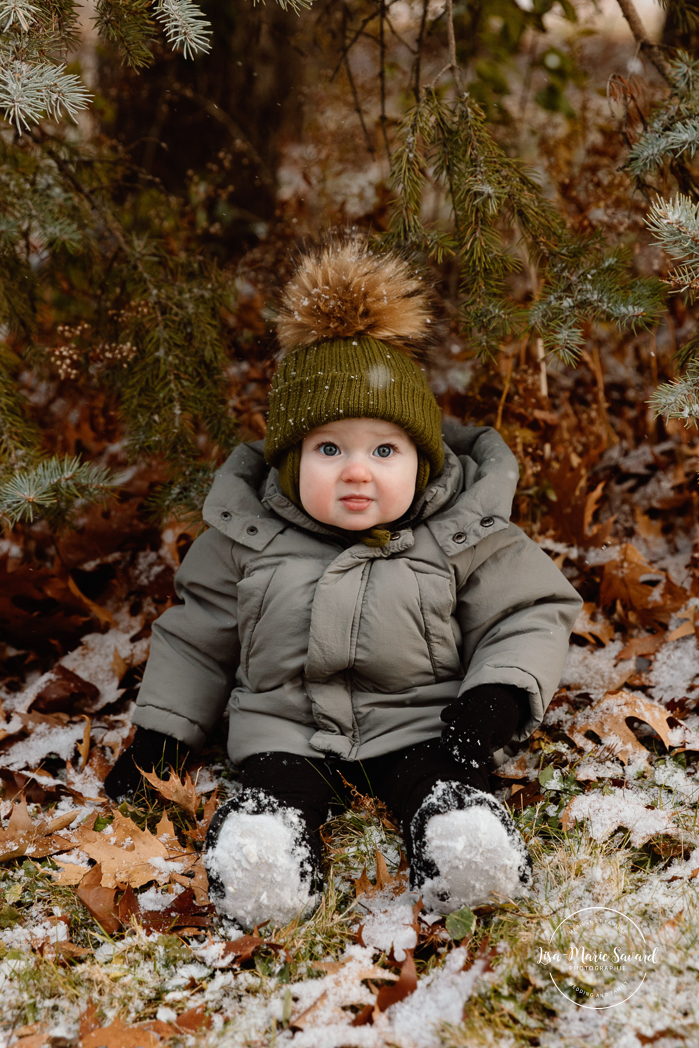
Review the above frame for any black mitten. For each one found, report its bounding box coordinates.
[440,684,530,769]
[104,727,190,802]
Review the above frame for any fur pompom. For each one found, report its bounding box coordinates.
[277,238,433,354]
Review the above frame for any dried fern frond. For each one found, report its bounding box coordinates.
[277,237,434,355]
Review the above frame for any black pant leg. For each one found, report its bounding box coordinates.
[240,751,335,835]
[356,739,492,864]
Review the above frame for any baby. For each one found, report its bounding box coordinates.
[105,239,582,930]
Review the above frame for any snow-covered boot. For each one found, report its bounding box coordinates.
[409,781,532,913]
[203,789,323,930]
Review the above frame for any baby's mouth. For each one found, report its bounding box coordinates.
[340,495,373,511]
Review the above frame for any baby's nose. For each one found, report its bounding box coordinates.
[341,457,372,482]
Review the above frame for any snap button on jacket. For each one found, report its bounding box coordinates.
[132,422,582,765]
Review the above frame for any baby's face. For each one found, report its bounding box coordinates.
[299,418,418,531]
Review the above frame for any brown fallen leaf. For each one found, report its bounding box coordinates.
[354,847,408,899]
[67,573,117,628]
[600,544,687,627]
[11,1029,52,1048]
[175,1006,212,1033]
[171,859,209,906]
[51,858,91,886]
[375,951,418,1011]
[185,788,219,843]
[72,810,177,889]
[573,602,615,646]
[80,1015,168,1048]
[0,796,78,863]
[666,619,696,643]
[112,645,129,683]
[221,934,266,962]
[617,633,667,661]
[74,863,120,935]
[31,665,100,715]
[138,764,199,817]
[79,1002,101,1041]
[77,716,91,771]
[569,690,699,765]
[46,940,92,964]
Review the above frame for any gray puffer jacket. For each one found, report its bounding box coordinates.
[132,421,582,765]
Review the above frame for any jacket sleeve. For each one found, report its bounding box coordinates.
[131,527,241,750]
[455,523,582,740]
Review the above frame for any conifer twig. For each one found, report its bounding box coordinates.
[344,50,376,160]
[413,0,428,102]
[378,0,390,162]
[615,0,673,84]
[444,0,464,95]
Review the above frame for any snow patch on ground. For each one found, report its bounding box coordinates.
[359,891,418,961]
[560,641,634,701]
[564,786,675,845]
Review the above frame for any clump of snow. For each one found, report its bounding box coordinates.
[0,720,84,771]
[1,917,69,951]
[60,628,147,711]
[421,806,527,911]
[560,640,634,702]
[575,756,624,780]
[648,635,699,706]
[388,946,492,1048]
[359,891,418,961]
[204,807,319,929]
[654,762,699,803]
[137,883,185,911]
[564,786,675,845]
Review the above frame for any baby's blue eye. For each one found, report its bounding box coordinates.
[319,443,340,456]
[374,444,393,458]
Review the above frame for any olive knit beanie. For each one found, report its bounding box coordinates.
[264,239,444,506]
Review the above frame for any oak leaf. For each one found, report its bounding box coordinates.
[174,1006,212,1033]
[354,847,408,898]
[72,810,188,889]
[600,544,687,627]
[80,1015,168,1048]
[51,858,91,885]
[0,796,78,862]
[376,952,417,1012]
[570,690,699,765]
[75,863,120,934]
[138,764,198,816]
[572,602,615,646]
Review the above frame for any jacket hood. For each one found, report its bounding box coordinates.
[202,417,520,557]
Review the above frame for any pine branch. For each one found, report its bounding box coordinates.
[0,58,91,132]
[0,454,115,525]
[650,360,699,423]
[0,345,39,467]
[94,0,155,69]
[153,0,211,60]
[647,194,699,270]
[656,0,699,34]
